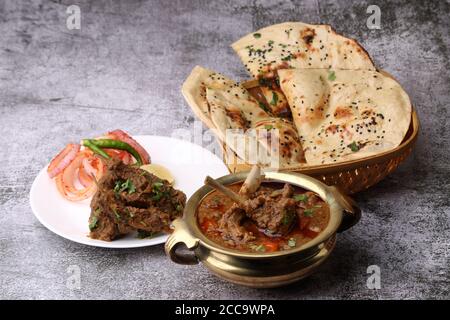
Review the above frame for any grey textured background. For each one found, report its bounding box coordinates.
[1,0,449,299]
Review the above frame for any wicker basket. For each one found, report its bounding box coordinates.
[219,80,420,195]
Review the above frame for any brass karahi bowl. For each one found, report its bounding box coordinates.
[165,171,361,288]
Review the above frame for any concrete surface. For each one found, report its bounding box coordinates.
[0,0,449,299]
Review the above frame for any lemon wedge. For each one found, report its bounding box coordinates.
[140,164,175,185]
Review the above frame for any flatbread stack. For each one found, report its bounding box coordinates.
[182,66,305,168]
[182,22,412,169]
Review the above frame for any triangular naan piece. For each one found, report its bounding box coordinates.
[181,66,236,129]
[278,69,412,165]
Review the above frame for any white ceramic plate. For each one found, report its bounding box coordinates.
[30,135,229,248]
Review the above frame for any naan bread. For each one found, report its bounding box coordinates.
[254,118,305,166]
[181,66,236,129]
[182,66,306,168]
[278,69,412,165]
[232,22,375,117]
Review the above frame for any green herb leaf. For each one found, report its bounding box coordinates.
[114,179,136,195]
[275,77,280,87]
[151,182,165,201]
[348,141,359,152]
[112,208,121,221]
[293,194,308,202]
[152,192,163,201]
[281,54,292,61]
[270,92,278,106]
[288,238,296,247]
[113,180,122,193]
[137,230,157,239]
[127,181,136,194]
[258,101,269,112]
[328,70,336,81]
[253,33,261,38]
[153,182,163,190]
[303,209,314,217]
[268,40,274,46]
[250,244,266,252]
[89,216,98,231]
[264,124,273,130]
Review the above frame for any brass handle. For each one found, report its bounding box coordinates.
[328,186,361,233]
[164,219,199,265]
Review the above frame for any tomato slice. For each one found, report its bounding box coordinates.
[108,129,150,164]
[104,149,132,165]
[262,241,279,252]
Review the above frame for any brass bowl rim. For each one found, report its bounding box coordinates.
[182,171,345,259]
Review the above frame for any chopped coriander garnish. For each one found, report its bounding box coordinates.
[152,182,165,201]
[258,101,269,112]
[137,230,157,239]
[89,215,98,231]
[250,244,266,252]
[281,54,292,61]
[348,141,359,152]
[253,33,261,38]
[112,208,121,220]
[114,179,136,195]
[270,91,278,106]
[328,70,336,81]
[294,194,308,202]
[264,124,273,130]
[268,40,274,46]
[153,182,164,190]
[303,208,314,217]
[152,192,163,201]
[288,238,296,247]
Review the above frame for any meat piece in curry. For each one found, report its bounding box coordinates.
[197,182,329,252]
[89,159,186,241]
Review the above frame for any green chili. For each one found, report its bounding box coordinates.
[81,139,111,159]
[83,139,143,165]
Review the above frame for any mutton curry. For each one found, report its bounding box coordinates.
[197,182,329,253]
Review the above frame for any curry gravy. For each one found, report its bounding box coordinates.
[197,182,330,253]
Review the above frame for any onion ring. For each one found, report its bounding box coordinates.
[47,144,80,178]
[57,151,105,201]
